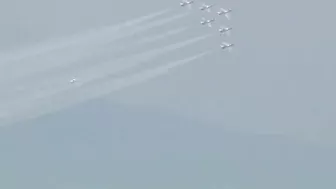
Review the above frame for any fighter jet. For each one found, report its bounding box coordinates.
[200,17,215,27]
[220,42,234,52]
[180,0,194,9]
[217,8,232,20]
[219,26,232,36]
[69,78,77,83]
[199,3,214,12]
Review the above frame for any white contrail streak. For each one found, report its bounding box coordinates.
[2,33,211,103]
[0,12,190,81]
[0,8,172,64]
[0,51,211,127]
[131,27,188,45]
[0,27,190,98]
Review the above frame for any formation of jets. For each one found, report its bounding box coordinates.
[180,0,234,52]
[67,2,233,85]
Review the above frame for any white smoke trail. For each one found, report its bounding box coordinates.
[0,50,211,127]
[0,27,190,99]
[0,8,172,64]
[1,33,212,103]
[0,12,190,81]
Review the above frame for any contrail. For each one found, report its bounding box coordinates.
[0,27,189,98]
[0,51,211,127]
[1,33,212,103]
[0,12,190,81]
[29,27,189,80]
[129,27,188,45]
[0,8,172,64]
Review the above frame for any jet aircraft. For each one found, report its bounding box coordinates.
[217,8,232,20]
[69,78,77,83]
[200,17,215,27]
[180,0,194,8]
[220,42,234,52]
[199,3,214,12]
[219,26,232,36]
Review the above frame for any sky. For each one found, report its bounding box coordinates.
[0,0,336,188]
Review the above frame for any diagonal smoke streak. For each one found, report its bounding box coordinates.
[0,50,211,127]
[0,12,190,81]
[1,33,212,104]
[0,8,172,64]
[0,27,191,99]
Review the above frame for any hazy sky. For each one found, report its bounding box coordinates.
[1,0,336,188]
[1,99,336,189]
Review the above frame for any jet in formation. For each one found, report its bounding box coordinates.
[220,42,234,52]
[69,78,77,83]
[199,3,214,12]
[219,26,232,35]
[200,17,215,27]
[180,0,194,8]
[217,8,232,20]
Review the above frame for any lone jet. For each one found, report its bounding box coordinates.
[219,26,232,36]
[199,3,214,12]
[200,17,215,27]
[69,78,77,83]
[180,0,194,9]
[217,8,232,20]
[220,42,234,52]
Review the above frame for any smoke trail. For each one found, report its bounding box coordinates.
[0,8,172,64]
[0,51,211,127]
[0,27,189,99]
[0,12,190,81]
[2,33,211,103]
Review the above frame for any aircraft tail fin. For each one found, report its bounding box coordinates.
[225,13,231,20]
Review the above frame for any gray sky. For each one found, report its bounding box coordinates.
[1,99,335,189]
[0,0,336,188]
